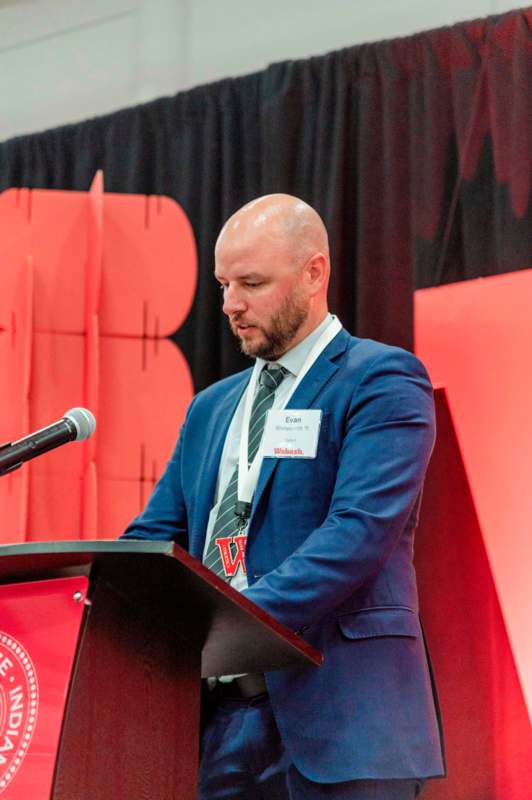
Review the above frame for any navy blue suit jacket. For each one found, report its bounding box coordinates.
[123,329,445,782]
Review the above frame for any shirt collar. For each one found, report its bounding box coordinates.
[256,313,333,378]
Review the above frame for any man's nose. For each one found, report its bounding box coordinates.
[222,285,247,316]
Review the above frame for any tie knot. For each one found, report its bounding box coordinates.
[259,365,286,392]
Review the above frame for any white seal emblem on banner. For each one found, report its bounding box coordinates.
[0,633,38,793]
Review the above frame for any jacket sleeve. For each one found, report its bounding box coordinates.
[120,411,190,548]
[242,348,436,631]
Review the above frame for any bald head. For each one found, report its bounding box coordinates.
[215,194,329,267]
[215,194,331,360]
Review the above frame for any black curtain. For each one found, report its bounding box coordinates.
[0,8,530,392]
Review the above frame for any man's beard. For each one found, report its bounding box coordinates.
[231,291,309,361]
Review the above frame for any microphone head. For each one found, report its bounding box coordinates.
[63,408,96,441]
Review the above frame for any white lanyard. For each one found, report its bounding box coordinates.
[237,316,342,506]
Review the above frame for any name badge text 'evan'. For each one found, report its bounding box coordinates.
[262,409,322,459]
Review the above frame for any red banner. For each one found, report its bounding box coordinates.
[0,576,87,798]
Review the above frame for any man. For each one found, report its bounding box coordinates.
[122,195,445,799]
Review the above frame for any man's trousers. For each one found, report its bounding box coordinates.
[199,694,424,800]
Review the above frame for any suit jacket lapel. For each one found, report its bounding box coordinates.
[249,329,349,524]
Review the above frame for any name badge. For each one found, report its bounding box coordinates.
[262,410,322,459]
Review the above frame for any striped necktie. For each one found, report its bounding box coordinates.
[203,364,287,580]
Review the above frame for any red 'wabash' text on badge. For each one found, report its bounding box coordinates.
[0,633,38,793]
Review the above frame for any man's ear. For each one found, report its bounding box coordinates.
[305,252,328,296]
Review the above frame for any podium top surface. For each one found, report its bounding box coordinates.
[0,540,322,676]
[0,539,173,579]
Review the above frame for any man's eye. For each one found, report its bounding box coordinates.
[244,282,260,288]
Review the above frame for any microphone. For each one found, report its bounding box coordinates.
[0,408,96,477]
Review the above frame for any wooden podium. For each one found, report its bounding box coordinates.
[0,541,321,799]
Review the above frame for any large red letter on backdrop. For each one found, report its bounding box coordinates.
[0,173,197,541]
[415,269,532,724]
